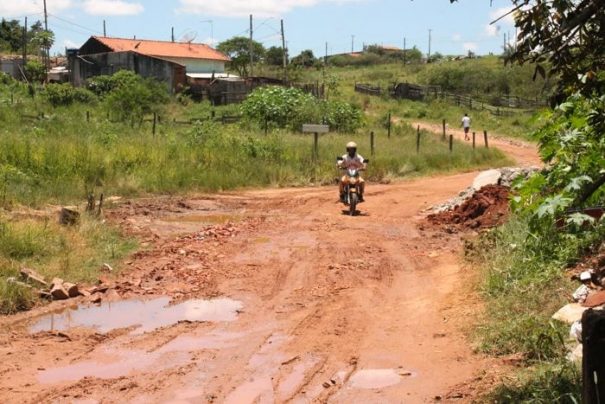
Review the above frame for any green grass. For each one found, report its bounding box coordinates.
[467,216,583,401]
[0,213,136,313]
[0,99,511,208]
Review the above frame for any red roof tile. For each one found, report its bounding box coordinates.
[91,36,230,62]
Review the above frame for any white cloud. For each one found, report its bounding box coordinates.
[63,39,78,48]
[484,23,500,37]
[463,42,477,52]
[452,33,461,42]
[0,0,72,17]
[177,0,362,18]
[490,6,516,25]
[82,0,144,16]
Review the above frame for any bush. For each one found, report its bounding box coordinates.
[43,83,97,107]
[24,60,45,83]
[241,86,362,132]
[102,70,169,125]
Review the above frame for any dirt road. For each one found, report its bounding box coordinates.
[0,133,537,403]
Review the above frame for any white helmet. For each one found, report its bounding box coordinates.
[346,141,357,149]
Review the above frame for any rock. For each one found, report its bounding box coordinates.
[472,169,502,190]
[59,207,79,225]
[89,293,102,304]
[573,285,590,303]
[50,284,69,300]
[63,282,80,298]
[19,268,48,287]
[6,277,33,289]
[582,290,605,308]
[552,303,588,324]
[580,271,592,282]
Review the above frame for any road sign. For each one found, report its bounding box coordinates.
[302,124,329,133]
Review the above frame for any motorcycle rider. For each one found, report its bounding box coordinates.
[337,141,366,203]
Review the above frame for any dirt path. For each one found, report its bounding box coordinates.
[411,120,541,167]
[0,134,538,403]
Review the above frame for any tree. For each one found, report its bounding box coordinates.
[266,46,286,66]
[217,36,266,77]
[291,49,316,67]
[0,19,23,53]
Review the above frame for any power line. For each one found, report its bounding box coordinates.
[47,13,103,35]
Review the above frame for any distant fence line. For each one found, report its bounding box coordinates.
[355,81,548,116]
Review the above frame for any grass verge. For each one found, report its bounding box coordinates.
[0,212,136,314]
[466,216,583,402]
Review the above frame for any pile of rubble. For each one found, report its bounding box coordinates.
[8,267,114,303]
[551,245,605,362]
[427,184,510,230]
[428,167,538,214]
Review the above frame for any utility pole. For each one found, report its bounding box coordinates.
[280,19,287,84]
[351,35,355,52]
[171,27,174,42]
[403,36,406,64]
[43,0,49,78]
[103,20,106,37]
[22,16,27,66]
[503,32,507,52]
[249,14,253,77]
[325,41,328,64]
[428,29,432,60]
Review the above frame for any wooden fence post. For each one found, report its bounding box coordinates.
[86,110,90,123]
[10,92,14,105]
[416,125,421,153]
[449,134,453,153]
[370,131,375,156]
[472,132,476,149]
[483,130,489,148]
[442,119,446,141]
[152,112,157,136]
[387,112,392,139]
[313,132,319,161]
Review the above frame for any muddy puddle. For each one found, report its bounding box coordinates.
[29,297,243,335]
[348,368,416,389]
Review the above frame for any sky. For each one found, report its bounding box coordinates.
[1,0,517,58]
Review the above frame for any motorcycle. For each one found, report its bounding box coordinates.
[337,156,368,216]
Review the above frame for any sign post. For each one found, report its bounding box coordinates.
[302,124,329,161]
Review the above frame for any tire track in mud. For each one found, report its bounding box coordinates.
[0,167,536,403]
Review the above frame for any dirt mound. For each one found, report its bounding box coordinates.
[427,185,510,230]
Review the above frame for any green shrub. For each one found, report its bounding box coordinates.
[24,60,45,83]
[241,86,362,132]
[43,83,97,107]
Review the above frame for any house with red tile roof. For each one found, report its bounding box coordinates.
[70,36,231,92]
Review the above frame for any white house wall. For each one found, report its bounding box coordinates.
[159,57,225,73]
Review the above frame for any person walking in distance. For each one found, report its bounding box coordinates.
[461,113,471,141]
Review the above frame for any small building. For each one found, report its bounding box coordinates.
[0,57,24,80]
[70,36,230,92]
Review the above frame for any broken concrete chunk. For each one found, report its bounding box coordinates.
[552,303,588,324]
[63,282,80,298]
[50,284,69,300]
[573,285,590,303]
[51,278,64,288]
[580,271,592,282]
[472,169,502,190]
[19,268,48,287]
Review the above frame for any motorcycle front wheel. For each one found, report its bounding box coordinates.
[349,192,358,216]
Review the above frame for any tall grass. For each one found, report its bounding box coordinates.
[468,216,582,401]
[0,213,136,313]
[0,100,510,207]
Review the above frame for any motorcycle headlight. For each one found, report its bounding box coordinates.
[348,177,358,185]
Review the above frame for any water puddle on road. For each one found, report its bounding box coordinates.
[348,368,416,389]
[29,297,243,335]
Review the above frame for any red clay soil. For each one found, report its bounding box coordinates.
[427,185,511,230]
